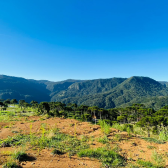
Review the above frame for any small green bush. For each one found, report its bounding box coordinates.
[137,160,156,168]
[98,136,109,144]
[13,151,28,161]
[78,147,125,167]
[51,149,64,155]
[2,161,20,168]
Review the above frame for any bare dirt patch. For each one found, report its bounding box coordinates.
[1,116,168,167]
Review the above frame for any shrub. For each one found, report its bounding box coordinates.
[99,120,111,135]
[78,147,125,167]
[13,151,28,161]
[98,136,109,144]
[51,149,64,155]
[2,161,20,168]
[137,160,156,168]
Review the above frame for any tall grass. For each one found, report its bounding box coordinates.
[99,120,111,135]
[151,150,166,167]
[158,126,168,141]
[112,123,134,134]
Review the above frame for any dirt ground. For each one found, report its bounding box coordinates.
[1,116,168,167]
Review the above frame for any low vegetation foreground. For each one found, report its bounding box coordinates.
[1,104,168,168]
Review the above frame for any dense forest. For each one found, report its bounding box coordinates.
[0,75,168,110]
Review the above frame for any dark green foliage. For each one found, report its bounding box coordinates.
[38,102,50,114]
[51,77,126,102]
[0,101,4,107]
[60,76,168,109]
[123,96,168,111]
[0,75,51,103]
[18,100,25,109]
[117,115,126,123]
[3,99,11,105]
[10,99,18,105]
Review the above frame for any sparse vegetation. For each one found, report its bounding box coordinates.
[151,150,166,167]
[12,150,28,161]
[1,99,168,167]
[99,120,111,135]
[97,136,109,144]
[2,161,20,168]
[78,147,125,167]
[137,160,157,168]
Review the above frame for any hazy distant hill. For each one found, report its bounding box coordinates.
[0,75,81,103]
[159,81,168,87]
[0,75,168,109]
[0,75,50,102]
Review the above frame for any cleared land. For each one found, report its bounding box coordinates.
[0,108,168,168]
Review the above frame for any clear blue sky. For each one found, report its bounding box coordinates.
[0,0,168,81]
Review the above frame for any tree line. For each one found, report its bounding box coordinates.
[1,99,168,137]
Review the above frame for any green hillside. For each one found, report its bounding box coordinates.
[0,75,80,103]
[60,77,168,109]
[51,78,126,102]
[0,75,168,109]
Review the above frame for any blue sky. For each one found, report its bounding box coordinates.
[0,0,168,81]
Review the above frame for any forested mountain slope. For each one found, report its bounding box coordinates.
[0,75,81,103]
[0,75,168,109]
[0,75,50,102]
[51,78,126,102]
[61,77,168,108]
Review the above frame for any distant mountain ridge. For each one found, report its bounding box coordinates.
[0,74,168,109]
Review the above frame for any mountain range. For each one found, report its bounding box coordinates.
[0,75,168,110]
